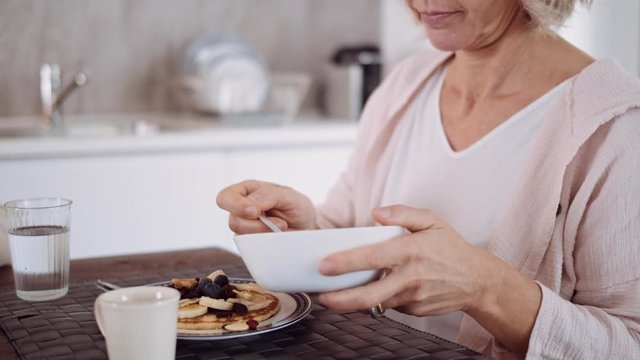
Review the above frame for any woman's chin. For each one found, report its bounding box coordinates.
[425,32,467,52]
[427,39,462,52]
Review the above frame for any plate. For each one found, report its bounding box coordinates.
[179,34,270,114]
[150,278,312,341]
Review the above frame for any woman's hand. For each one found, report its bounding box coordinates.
[317,204,496,316]
[216,179,317,234]
[318,204,542,354]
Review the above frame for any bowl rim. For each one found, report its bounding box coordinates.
[233,225,403,241]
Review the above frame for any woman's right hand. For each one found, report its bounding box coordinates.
[216,179,317,234]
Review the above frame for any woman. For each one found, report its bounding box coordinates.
[217,0,640,358]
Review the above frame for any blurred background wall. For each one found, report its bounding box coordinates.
[560,0,639,76]
[1,0,637,118]
[0,0,380,117]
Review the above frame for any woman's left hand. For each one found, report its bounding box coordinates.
[317,204,498,316]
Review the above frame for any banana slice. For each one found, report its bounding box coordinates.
[233,290,250,300]
[226,297,253,307]
[178,304,208,319]
[179,298,201,308]
[246,300,271,311]
[234,283,263,292]
[233,290,258,301]
[199,296,233,310]
[172,278,198,289]
[234,290,267,301]
[223,322,249,332]
[227,294,270,311]
[207,270,225,280]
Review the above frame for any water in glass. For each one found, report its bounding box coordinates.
[9,225,70,301]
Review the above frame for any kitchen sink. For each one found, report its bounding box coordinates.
[0,125,48,138]
[0,114,222,139]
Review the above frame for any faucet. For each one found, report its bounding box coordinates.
[40,64,88,128]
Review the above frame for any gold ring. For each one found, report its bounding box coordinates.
[369,303,385,318]
[368,268,389,318]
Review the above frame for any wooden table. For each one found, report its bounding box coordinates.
[0,248,241,360]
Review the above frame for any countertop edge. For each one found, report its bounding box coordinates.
[0,118,359,160]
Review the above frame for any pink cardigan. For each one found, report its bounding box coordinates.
[316,51,640,359]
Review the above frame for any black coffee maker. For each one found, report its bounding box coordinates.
[332,45,382,110]
[325,45,382,120]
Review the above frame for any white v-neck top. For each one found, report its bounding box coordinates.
[381,65,569,341]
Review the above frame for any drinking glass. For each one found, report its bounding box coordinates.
[4,198,72,301]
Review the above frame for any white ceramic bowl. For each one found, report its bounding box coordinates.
[233,226,404,293]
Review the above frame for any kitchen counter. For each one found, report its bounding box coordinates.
[0,113,358,260]
[0,113,358,160]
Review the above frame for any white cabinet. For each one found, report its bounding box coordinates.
[0,121,356,260]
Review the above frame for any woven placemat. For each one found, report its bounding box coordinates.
[0,266,487,360]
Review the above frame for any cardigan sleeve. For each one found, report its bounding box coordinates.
[526,112,640,359]
[527,281,640,359]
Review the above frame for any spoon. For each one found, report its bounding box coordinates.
[95,279,122,292]
[259,213,282,232]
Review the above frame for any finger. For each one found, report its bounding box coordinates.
[246,184,304,214]
[395,300,457,317]
[372,205,442,232]
[318,234,413,275]
[382,289,418,310]
[216,180,267,218]
[228,215,288,234]
[318,271,406,311]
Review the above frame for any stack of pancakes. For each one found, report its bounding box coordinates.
[173,271,280,332]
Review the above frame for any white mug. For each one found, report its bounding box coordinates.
[94,286,180,360]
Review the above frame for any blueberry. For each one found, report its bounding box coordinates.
[201,283,224,299]
[221,284,236,299]
[213,275,229,287]
[178,288,188,299]
[197,277,212,292]
[214,310,233,318]
[181,288,200,299]
[232,303,248,315]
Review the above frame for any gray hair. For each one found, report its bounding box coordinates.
[522,0,593,30]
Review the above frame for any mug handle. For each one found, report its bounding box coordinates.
[93,297,106,335]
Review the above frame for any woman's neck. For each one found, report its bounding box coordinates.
[446,21,592,101]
